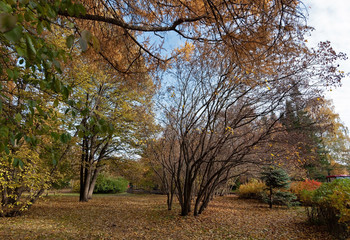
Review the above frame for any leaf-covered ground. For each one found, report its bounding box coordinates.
[0,194,333,239]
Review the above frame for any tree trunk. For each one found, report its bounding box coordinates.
[79,163,86,201]
[167,193,172,210]
[80,137,88,202]
[181,185,192,216]
[82,162,92,201]
[269,186,273,208]
[87,167,100,199]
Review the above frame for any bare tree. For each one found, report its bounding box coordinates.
[154,39,344,216]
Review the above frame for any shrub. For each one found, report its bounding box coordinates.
[290,179,322,200]
[94,174,129,194]
[71,180,80,193]
[305,179,350,239]
[238,179,266,199]
[298,189,315,206]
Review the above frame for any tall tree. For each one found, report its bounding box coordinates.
[56,43,156,202]
[153,35,345,216]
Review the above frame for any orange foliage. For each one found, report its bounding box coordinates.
[290,179,322,197]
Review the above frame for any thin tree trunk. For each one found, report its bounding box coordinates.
[87,166,101,199]
[269,186,273,208]
[181,183,192,216]
[82,162,92,201]
[80,137,88,202]
[169,180,175,210]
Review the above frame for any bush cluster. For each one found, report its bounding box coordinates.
[304,179,350,239]
[72,174,129,194]
[94,175,129,194]
[238,179,266,199]
[290,179,322,200]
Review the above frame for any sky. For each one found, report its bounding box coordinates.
[304,0,350,129]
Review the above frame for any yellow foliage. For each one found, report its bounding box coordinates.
[0,145,52,216]
[238,179,266,199]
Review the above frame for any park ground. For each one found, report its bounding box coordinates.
[0,194,333,240]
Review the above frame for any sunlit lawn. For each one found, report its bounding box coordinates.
[0,194,332,240]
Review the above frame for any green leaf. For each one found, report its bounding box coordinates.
[4,146,10,155]
[19,0,30,5]
[53,59,61,70]
[67,100,74,106]
[24,10,35,22]
[62,86,69,100]
[91,35,100,52]
[15,113,22,122]
[36,21,44,34]
[25,34,36,58]
[67,22,75,29]
[18,159,24,169]
[24,135,32,143]
[81,30,92,42]
[28,1,37,8]
[6,68,14,79]
[81,107,89,116]
[36,104,43,114]
[78,130,84,138]
[0,99,2,112]
[60,133,71,143]
[3,25,22,42]
[50,132,59,141]
[76,4,86,16]
[47,6,57,19]
[15,46,25,56]
[0,13,17,33]
[9,132,15,146]
[28,99,36,108]
[53,99,59,107]
[13,157,19,167]
[67,4,75,16]
[78,37,88,52]
[66,34,74,48]
[7,0,16,6]
[52,158,57,166]
[13,68,19,79]
[53,78,62,92]
[0,2,12,13]
[0,126,9,137]
[15,132,23,142]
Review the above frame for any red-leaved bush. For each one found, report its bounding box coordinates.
[290,179,322,199]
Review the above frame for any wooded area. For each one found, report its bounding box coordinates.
[1,0,350,238]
